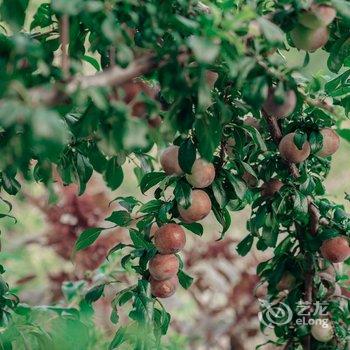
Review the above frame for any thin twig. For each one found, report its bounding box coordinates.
[60,14,69,79]
[109,46,116,68]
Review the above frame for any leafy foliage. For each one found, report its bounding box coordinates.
[0,0,349,349]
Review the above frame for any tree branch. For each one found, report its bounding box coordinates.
[262,108,319,350]
[308,201,320,236]
[60,14,70,79]
[29,54,158,106]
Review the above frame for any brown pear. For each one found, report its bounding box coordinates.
[186,159,215,188]
[150,276,178,298]
[154,223,186,254]
[290,25,329,52]
[278,132,310,163]
[160,145,183,175]
[263,88,297,119]
[317,128,340,158]
[149,254,179,281]
[178,189,211,223]
[320,236,350,263]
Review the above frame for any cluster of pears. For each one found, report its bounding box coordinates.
[148,145,216,298]
[264,88,347,246]
[263,85,348,344]
[148,223,185,298]
[290,3,336,52]
[160,145,215,223]
[263,87,340,163]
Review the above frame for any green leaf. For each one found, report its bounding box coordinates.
[75,227,103,251]
[328,35,350,73]
[174,179,192,209]
[242,76,268,108]
[178,270,193,289]
[332,0,350,22]
[118,290,134,306]
[225,172,247,200]
[85,284,105,303]
[178,138,196,174]
[238,124,267,151]
[1,172,20,195]
[104,157,124,191]
[110,309,119,324]
[212,179,227,208]
[194,116,221,161]
[212,204,232,239]
[75,153,93,195]
[139,200,163,213]
[129,229,153,249]
[262,226,279,248]
[87,143,107,173]
[30,3,52,30]
[237,234,254,256]
[82,55,101,71]
[114,196,140,212]
[140,172,166,194]
[158,309,171,335]
[109,327,127,349]
[0,0,29,31]
[106,211,132,226]
[294,131,307,150]
[181,222,203,236]
[337,128,350,143]
[107,243,128,259]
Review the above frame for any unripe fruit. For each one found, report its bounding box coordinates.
[242,172,258,188]
[298,5,336,29]
[290,25,329,52]
[120,80,157,118]
[320,236,350,263]
[154,223,186,254]
[261,179,283,197]
[160,145,183,176]
[263,88,297,119]
[186,159,215,188]
[278,132,311,163]
[148,115,162,128]
[244,116,260,130]
[317,128,340,158]
[149,254,179,281]
[150,275,178,298]
[205,70,219,89]
[178,189,212,223]
[311,319,334,343]
[277,272,296,291]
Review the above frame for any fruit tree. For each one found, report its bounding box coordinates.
[1,0,350,349]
